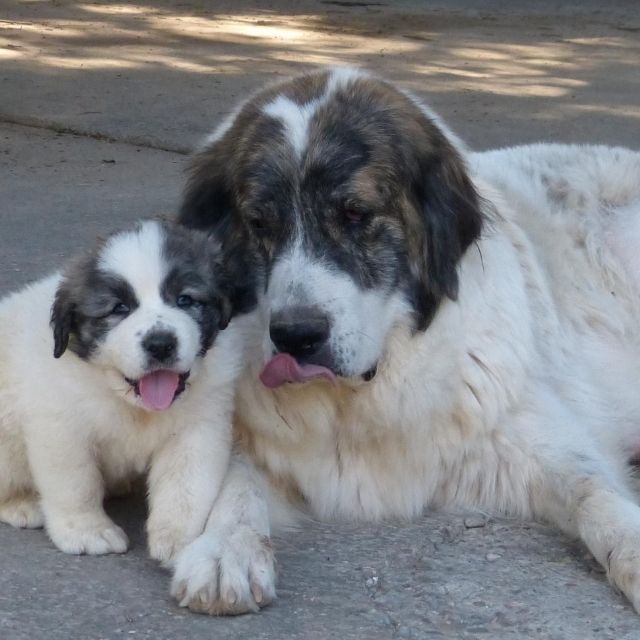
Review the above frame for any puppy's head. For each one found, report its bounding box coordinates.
[179,68,483,386]
[51,220,231,410]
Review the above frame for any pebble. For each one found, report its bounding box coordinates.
[464,515,488,529]
[362,566,378,578]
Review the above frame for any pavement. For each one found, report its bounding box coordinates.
[1,1,640,638]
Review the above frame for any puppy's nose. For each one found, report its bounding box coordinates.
[142,330,177,362]
[270,306,330,359]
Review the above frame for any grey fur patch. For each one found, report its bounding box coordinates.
[52,251,138,359]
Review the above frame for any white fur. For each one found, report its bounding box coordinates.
[259,67,374,162]
[0,221,246,564]
[263,95,323,160]
[175,71,640,615]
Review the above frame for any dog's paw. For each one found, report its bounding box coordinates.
[171,525,276,616]
[606,538,640,612]
[47,514,129,555]
[0,496,45,529]
[147,526,189,566]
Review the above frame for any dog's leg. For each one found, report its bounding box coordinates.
[26,428,128,555]
[0,432,43,529]
[146,419,231,565]
[533,465,640,611]
[170,455,277,615]
[0,494,44,529]
[514,391,640,611]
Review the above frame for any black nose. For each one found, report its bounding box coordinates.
[270,306,330,359]
[142,330,177,362]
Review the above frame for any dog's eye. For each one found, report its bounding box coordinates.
[176,294,195,308]
[341,206,368,225]
[249,218,268,235]
[111,302,130,316]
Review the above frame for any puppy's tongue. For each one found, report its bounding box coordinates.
[138,370,180,411]
[260,353,336,388]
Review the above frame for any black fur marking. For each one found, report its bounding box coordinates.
[159,221,232,355]
[51,220,236,362]
[52,263,139,360]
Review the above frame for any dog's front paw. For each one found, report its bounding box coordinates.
[607,538,640,612]
[147,525,189,566]
[0,496,44,529]
[47,514,129,555]
[171,525,276,616]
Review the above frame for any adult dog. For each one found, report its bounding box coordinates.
[171,67,640,614]
[0,220,242,562]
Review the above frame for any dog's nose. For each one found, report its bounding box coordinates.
[270,307,330,359]
[142,330,177,362]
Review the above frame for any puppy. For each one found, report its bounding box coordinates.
[0,219,243,563]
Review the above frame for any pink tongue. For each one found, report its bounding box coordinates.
[138,370,180,411]
[260,353,336,389]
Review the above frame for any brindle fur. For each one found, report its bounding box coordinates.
[179,71,483,330]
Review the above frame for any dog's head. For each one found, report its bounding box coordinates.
[51,220,231,410]
[179,68,483,386]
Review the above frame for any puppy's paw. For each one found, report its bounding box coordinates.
[171,525,276,616]
[0,496,44,529]
[47,514,129,555]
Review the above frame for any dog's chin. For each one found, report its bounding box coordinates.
[259,353,377,389]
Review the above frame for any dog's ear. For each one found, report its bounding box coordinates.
[410,134,484,330]
[178,141,235,238]
[50,280,76,358]
[217,296,232,331]
[212,230,261,321]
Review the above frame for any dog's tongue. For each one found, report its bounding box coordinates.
[138,370,180,411]
[260,353,336,388]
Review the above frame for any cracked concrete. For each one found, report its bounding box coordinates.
[1,1,640,638]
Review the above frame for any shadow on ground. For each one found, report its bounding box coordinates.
[2,0,639,151]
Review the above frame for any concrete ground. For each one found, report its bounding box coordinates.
[1,1,640,638]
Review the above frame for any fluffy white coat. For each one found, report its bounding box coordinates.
[172,140,640,614]
[0,222,245,563]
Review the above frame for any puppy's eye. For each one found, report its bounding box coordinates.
[176,294,195,308]
[111,302,130,316]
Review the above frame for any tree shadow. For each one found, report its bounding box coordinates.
[1,0,639,151]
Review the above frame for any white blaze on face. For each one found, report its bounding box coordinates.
[261,66,370,164]
[263,94,324,160]
[92,221,202,383]
[99,221,166,298]
[267,241,411,377]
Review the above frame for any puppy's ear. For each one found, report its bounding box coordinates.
[50,280,76,358]
[410,136,484,330]
[178,141,235,237]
